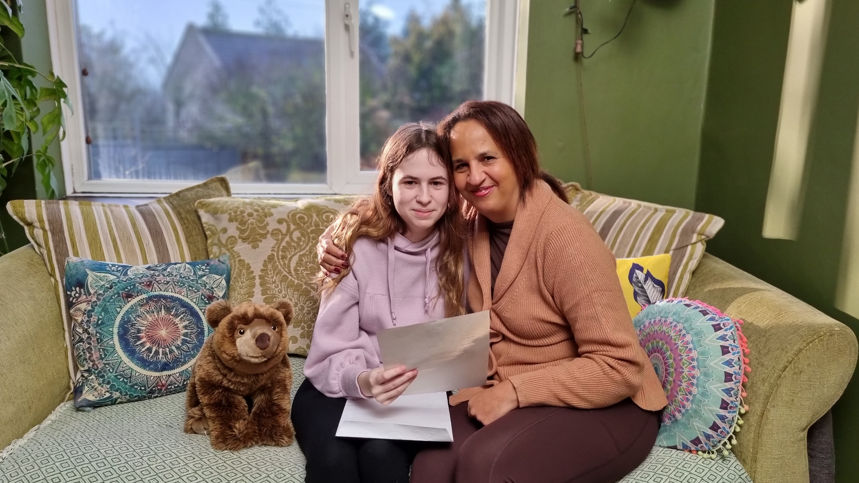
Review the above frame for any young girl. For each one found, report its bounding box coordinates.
[292,122,466,483]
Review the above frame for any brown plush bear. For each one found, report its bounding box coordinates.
[184,299,296,451]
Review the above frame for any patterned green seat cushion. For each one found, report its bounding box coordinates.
[0,358,752,483]
[0,357,309,483]
[621,446,751,482]
[196,196,355,356]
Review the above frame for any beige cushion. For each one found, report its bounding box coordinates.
[565,183,724,298]
[196,196,355,356]
[5,177,232,382]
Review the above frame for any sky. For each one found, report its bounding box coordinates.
[76,0,484,85]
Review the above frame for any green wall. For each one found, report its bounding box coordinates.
[696,2,859,482]
[21,0,65,200]
[0,1,65,255]
[524,0,714,210]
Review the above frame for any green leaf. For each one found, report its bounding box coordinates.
[35,148,57,199]
[0,6,25,38]
[2,102,17,131]
[53,76,67,90]
[1,77,22,105]
[37,86,57,103]
[0,1,11,18]
[25,119,37,133]
[40,106,59,134]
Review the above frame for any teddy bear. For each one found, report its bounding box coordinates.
[184,299,296,451]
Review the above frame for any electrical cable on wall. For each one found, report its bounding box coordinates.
[565,0,638,59]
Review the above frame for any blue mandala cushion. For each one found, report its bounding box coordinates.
[633,298,750,458]
[64,255,231,409]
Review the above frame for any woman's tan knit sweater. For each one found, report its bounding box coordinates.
[450,181,668,411]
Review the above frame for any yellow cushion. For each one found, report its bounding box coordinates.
[616,254,671,318]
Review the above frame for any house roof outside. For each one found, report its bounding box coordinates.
[199,27,324,71]
[163,24,324,91]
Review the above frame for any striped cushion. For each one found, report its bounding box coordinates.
[5,177,232,383]
[565,183,724,298]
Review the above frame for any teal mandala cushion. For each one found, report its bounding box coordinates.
[633,298,750,457]
[64,255,231,409]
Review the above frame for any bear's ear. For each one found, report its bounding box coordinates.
[271,299,293,327]
[205,300,233,329]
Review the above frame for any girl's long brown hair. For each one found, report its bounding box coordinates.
[319,122,466,317]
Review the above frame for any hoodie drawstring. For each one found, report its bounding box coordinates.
[387,240,398,326]
[424,249,432,313]
[387,234,436,326]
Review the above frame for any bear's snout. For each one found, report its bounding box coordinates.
[256,333,271,350]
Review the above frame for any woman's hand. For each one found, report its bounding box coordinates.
[467,380,519,425]
[357,366,418,405]
[317,225,347,275]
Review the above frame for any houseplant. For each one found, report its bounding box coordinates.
[0,0,70,255]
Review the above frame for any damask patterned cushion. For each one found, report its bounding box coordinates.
[565,182,724,298]
[633,298,750,457]
[64,256,231,409]
[0,356,753,483]
[6,177,231,382]
[196,196,355,355]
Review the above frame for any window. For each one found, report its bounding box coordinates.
[46,0,519,196]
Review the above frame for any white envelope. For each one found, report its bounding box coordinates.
[377,310,490,395]
[336,392,453,442]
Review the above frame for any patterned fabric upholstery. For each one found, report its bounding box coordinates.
[6,177,232,382]
[65,256,231,408]
[0,356,752,482]
[633,299,749,456]
[0,358,309,483]
[621,446,751,482]
[196,196,354,355]
[565,182,724,298]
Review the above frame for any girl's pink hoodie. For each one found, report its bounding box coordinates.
[304,231,448,399]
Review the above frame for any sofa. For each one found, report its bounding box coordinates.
[0,199,856,482]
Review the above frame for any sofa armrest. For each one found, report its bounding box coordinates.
[686,253,857,483]
[0,245,69,450]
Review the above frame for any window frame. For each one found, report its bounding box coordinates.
[46,0,520,196]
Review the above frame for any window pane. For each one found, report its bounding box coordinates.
[76,0,326,184]
[359,0,486,170]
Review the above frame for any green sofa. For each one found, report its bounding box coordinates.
[0,239,855,482]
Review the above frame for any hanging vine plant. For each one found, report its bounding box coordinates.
[0,0,70,201]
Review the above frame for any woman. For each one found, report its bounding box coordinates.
[320,101,667,482]
[293,122,466,483]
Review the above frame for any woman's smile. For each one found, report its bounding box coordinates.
[470,186,495,198]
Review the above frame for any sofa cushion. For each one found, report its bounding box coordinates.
[633,298,750,457]
[616,254,671,318]
[0,356,752,483]
[64,256,231,409]
[621,445,751,482]
[196,196,354,356]
[0,357,309,483]
[5,177,232,383]
[566,182,724,298]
